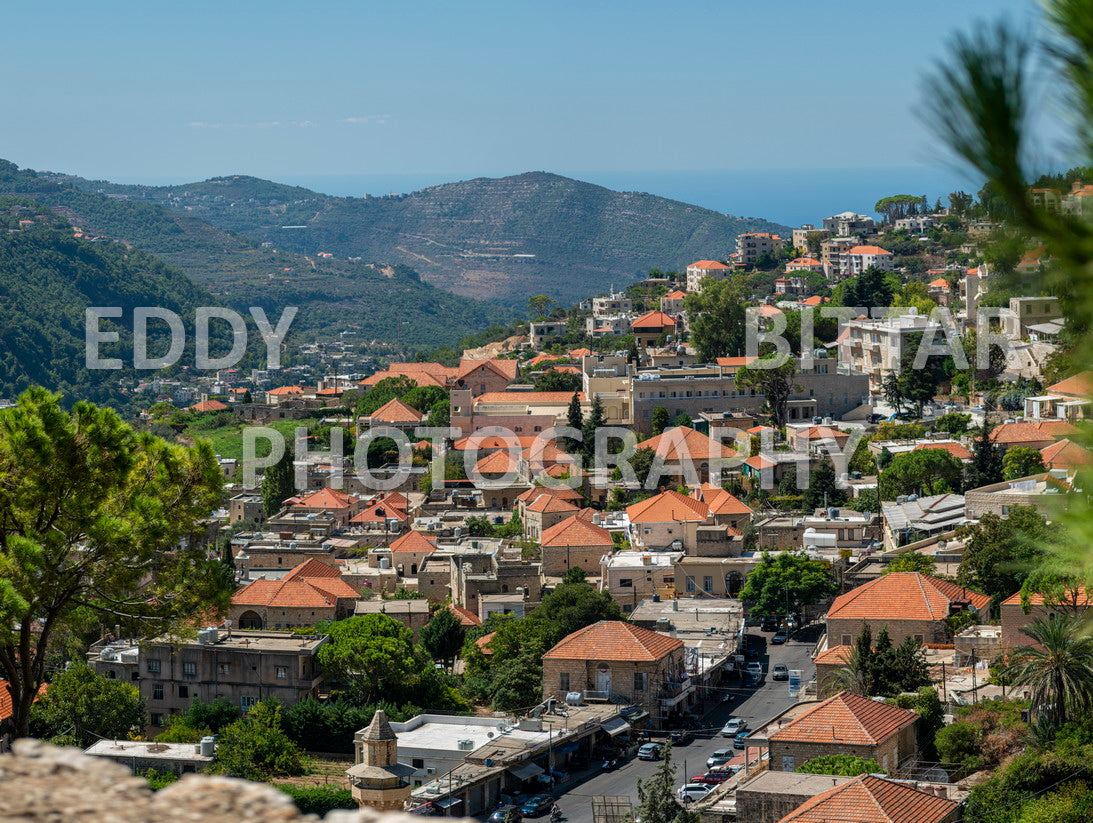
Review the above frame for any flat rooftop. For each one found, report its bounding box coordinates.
[391,715,552,754]
[84,740,213,763]
[148,629,327,653]
[736,769,853,796]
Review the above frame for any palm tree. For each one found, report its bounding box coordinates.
[827,646,871,697]
[1007,616,1093,727]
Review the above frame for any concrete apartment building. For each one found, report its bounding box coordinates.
[842,244,895,276]
[1002,296,1062,339]
[822,211,876,237]
[791,223,829,253]
[686,260,731,292]
[735,232,784,268]
[88,628,327,731]
[591,293,633,318]
[837,313,931,391]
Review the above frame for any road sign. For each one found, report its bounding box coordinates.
[788,669,802,698]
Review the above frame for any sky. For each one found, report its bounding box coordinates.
[0,0,1050,199]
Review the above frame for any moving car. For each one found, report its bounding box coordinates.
[488,807,524,823]
[519,796,555,818]
[706,749,733,769]
[677,783,713,803]
[772,663,789,681]
[745,662,763,681]
[638,742,664,760]
[669,728,694,745]
[760,616,779,632]
[771,629,790,644]
[721,717,747,736]
[733,731,750,749]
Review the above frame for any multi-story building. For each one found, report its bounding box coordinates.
[1002,296,1062,339]
[591,293,633,318]
[735,233,784,268]
[791,224,829,254]
[842,244,895,276]
[1062,180,1093,216]
[88,628,327,731]
[819,237,858,279]
[686,260,731,292]
[822,211,876,237]
[836,313,930,391]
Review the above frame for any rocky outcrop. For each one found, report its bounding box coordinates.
[0,739,464,823]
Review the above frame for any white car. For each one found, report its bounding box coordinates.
[677,783,712,803]
[721,717,748,736]
[706,749,733,769]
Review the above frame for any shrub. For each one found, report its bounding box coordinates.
[798,755,884,776]
[275,786,355,815]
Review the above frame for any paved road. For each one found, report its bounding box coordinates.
[553,627,818,823]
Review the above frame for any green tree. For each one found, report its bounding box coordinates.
[566,392,584,440]
[528,294,557,322]
[0,388,227,738]
[563,566,588,584]
[213,700,306,781]
[878,448,964,500]
[629,447,656,488]
[884,553,938,575]
[317,615,421,703]
[28,663,144,747]
[1016,781,1093,823]
[581,395,606,464]
[629,744,697,823]
[684,275,750,362]
[965,424,1004,489]
[956,507,1051,603]
[735,358,800,428]
[875,194,928,224]
[799,755,884,776]
[803,459,848,511]
[1002,445,1046,480]
[261,445,294,516]
[738,551,837,618]
[420,608,466,669]
[650,406,671,436]
[1008,615,1093,728]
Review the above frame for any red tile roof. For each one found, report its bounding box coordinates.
[779,774,958,823]
[1047,371,1093,397]
[0,680,47,723]
[450,605,483,627]
[1000,585,1090,607]
[715,356,758,368]
[476,392,584,404]
[664,290,688,300]
[389,530,438,554]
[848,245,892,256]
[287,488,355,510]
[913,441,973,460]
[636,426,737,461]
[541,515,614,548]
[689,260,730,270]
[350,499,409,524]
[526,493,580,514]
[268,385,305,396]
[368,397,424,424]
[990,420,1078,444]
[770,691,918,746]
[828,573,990,622]
[631,310,678,330]
[189,399,230,413]
[232,572,358,609]
[1040,438,1092,470]
[281,558,342,580]
[517,485,584,504]
[626,489,709,524]
[543,620,683,662]
[695,485,753,516]
[474,449,521,476]
[813,645,852,666]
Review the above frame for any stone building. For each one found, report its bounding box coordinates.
[767,691,919,774]
[777,774,959,823]
[347,710,414,810]
[541,621,685,728]
[539,514,614,577]
[1000,585,1091,652]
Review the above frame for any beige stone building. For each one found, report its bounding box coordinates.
[348,710,414,810]
[540,514,613,577]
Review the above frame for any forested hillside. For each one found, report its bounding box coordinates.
[56,170,787,307]
[0,161,513,348]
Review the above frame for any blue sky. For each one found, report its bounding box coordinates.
[0,0,1044,186]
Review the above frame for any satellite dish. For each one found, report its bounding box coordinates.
[487,731,495,738]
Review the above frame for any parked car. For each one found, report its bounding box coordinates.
[677,784,712,803]
[733,731,750,749]
[745,662,763,681]
[771,630,790,644]
[690,770,734,785]
[721,717,747,736]
[772,663,789,681]
[706,749,733,769]
[488,807,524,823]
[760,616,779,632]
[638,743,664,760]
[520,796,555,818]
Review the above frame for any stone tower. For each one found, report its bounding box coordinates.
[347,710,414,811]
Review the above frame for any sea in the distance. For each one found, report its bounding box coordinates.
[111,165,982,228]
[275,166,982,228]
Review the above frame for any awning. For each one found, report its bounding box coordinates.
[556,742,579,755]
[507,761,545,781]
[601,717,632,737]
[436,797,463,809]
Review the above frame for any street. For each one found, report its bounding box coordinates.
[553,626,818,823]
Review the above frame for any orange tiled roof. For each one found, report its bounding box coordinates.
[799,295,829,307]
[368,397,424,424]
[287,488,355,510]
[769,691,918,747]
[715,356,758,368]
[848,245,892,256]
[475,449,520,475]
[543,620,682,662]
[189,399,230,413]
[350,499,408,524]
[0,680,47,723]
[475,632,496,655]
[689,260,730,270]
[631,310,678,330]
[450,605,483,627]
[695,484,753,516]
[779,774,958,823]
[990,420,1078,444]
[626,489,709,524]
[787,257,822,266]
[1000,585,1090,607]
[541,515,613,548]
[664,290,688,300]
[389,530,438,554]
[568,347,594,358]
[813,645,852,666]
[757,304,784,317]
[232,575,358,609]
[526,493,580,514]
[476,392,584,404]
[828,573,990,622]
[527,353,570,367]
[1047,371,1093,397]
[636,426,737,461]
[928,278,951,289]
[1040,438,1092,470]
[517,485,584,504]
[281,558,342,580]
[744,454,776,470]
[913,441,973,460]
[267,385,305,396]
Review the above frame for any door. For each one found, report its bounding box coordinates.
[597,666,612,695]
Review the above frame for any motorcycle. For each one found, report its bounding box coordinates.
[551,806,564,823]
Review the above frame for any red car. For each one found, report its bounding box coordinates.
[690,770,734,785]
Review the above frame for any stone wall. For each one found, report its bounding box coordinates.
[0,739,471,823]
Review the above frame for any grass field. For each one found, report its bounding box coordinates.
[182,418,305,461]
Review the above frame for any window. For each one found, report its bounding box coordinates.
[703,576,713,593]
[781,755,796,771]
[633,672,647,691]
[276,666,288,679]
[914,634,925,644]
[150,713,164,727]
[217,663,230,677]
[104,669,115,679]
[178,685,189,699]
[152,684,164,700]
[412,758,425,769]
[686,577,696,594]
[240,696,258,710]
[619,578,633,588]
[182,662,196,677]
[559,673,570,692]
[131,671,140,682]
[146,658,161,674]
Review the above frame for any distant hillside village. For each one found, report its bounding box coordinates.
[4,184,1091,823]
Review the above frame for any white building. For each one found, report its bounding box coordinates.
[686,260,731,292]
[822,211,876,237]
[836,313,931,391]
[843,245,895,276]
